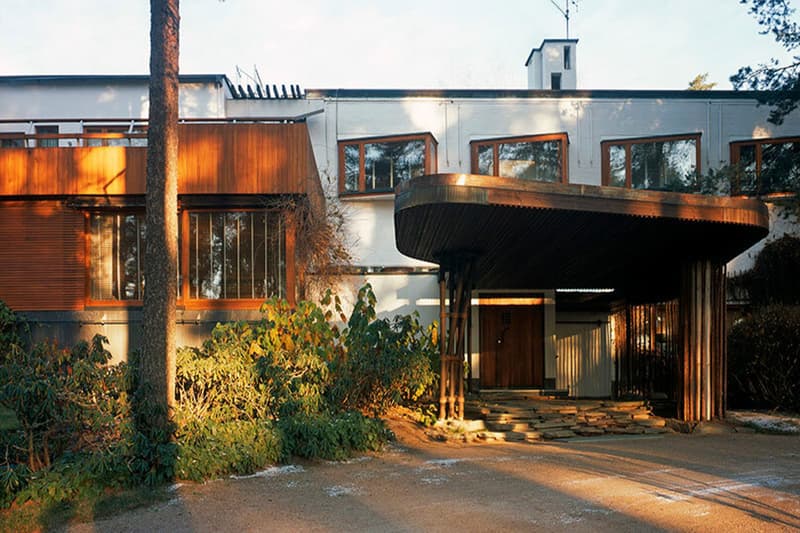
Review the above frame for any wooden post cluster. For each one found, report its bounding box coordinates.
[438,255,474,420]
[678,259,727,421]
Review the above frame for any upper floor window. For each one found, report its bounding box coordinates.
[0,133,25,148]
[471,133,568,183]
[564,46,571,70]
[338,133,437,195]
[730,137,800,195]
[602,134,700,190]
[35,125,59,148]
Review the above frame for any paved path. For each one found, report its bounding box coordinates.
[69,425,800,532]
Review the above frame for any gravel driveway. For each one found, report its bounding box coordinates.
[67,420,800,532]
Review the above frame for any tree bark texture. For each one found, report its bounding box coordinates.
[142,0,179,419]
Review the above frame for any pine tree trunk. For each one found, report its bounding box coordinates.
[141,0,179,430]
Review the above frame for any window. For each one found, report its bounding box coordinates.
[731,137,800,195]
[338,133,437,194]
[188,210,286,300]
[84,125,148,147]
[602,134,701,190]
[89,213,146,301]
[471,133,568,183]
[564,46,571,70]
[551,73,562,90]
[0,133,25,148]
[35,125,59,148]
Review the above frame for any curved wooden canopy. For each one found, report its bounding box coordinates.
[394,174,770,300]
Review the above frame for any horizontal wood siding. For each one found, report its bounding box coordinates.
[0,201,84,310]
[0,123,314,196]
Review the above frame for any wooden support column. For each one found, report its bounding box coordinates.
[437,254,474,420]
[679,259,727,421]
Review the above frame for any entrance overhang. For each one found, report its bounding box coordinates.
[395,174,770,422]
[395,174,769,301]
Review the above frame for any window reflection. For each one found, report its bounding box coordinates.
[472,134,567,183]
[339,134,435,194]
[604,136,698,190]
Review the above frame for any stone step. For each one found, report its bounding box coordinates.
[542,429,577,439]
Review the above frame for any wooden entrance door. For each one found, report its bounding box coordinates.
[480,305,544,388]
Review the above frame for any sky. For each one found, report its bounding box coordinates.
[0,0,795,90]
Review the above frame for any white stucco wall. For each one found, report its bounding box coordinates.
[0,80,225,123]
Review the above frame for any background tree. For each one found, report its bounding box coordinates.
[140,0,179,438]
[688,73,717,90]
[731,0,800,124]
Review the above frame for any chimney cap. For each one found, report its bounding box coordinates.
[524,38,579,66]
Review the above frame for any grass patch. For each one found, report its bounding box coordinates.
[0,405,19,431]
[0,486,170,533]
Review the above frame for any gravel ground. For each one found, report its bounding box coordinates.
[66,417,800,532]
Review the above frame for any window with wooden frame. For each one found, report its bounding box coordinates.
[730,137,800,195]
[184,210,288,303]
[0,133,26,148]
[471,133,568,183]
[338,133,437,195]
[602,133,701,191]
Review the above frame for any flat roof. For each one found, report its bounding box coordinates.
[0,74,227,85]
[307,88,774,100]
[394,174,769,301]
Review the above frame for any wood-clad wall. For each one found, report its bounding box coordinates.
[0,201,85,310]
[0,123,316,197]
[679,260,727,421]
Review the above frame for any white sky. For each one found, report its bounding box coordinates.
[0,0,794,90]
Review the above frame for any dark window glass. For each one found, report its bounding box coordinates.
[0,135,25,148]
[564,46,571,70]
[36,125,58,148]
[498,140,562,182]
[189,211,285,300]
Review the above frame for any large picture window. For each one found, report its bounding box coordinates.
[188,210,286,300]
[471,133,568,183]
[339,133,437,194]
[730,137,800,195]
[89,213,146,301]
[602,134,700,190]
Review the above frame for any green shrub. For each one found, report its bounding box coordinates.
[329,284,437,415]
[0,335,129,472]
[728,305,800,411]
[738,235,800,306]
[279,411,390,461]
[175,419,285,481]
[0,300,27,356]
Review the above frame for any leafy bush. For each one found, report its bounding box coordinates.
[329,285,437,415]
[175,419,285,481]
[0,300,27,355]
[0,335,129,472]
[279,411,390,461]
[734,235,800,306]
[728,305,800,411]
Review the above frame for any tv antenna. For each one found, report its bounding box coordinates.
[549,0,579,38]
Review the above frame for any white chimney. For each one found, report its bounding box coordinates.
[525,39,578,90]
